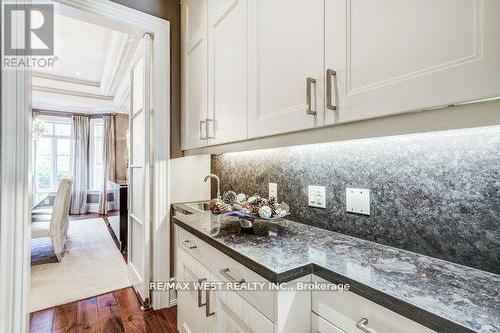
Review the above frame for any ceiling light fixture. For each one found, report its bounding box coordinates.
[76,71,81,76]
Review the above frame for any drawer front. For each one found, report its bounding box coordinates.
[210,247,275,322]
[178,227,211,266]
[312,276,436,333]
[214,274,274,333]
[311,313,345,333]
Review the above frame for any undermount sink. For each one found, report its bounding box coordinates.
[185,201,210,212]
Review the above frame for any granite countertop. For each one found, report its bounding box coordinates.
[172,206,500,333]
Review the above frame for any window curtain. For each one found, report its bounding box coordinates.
[70,115,90,214]
[98,115,116,214]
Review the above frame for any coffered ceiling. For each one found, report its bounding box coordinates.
[32,13,140,114]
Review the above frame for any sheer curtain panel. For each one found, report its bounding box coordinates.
[98,115,116,214]
[70,115,90,214]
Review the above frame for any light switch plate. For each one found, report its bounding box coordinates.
[308,185,326,208]
[269,182,277,200]
[346,188,370,215]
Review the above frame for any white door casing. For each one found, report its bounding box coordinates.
[1,2,171,331]
[128,35,152,305]
[0,2,32,332]
[247,0,325,138]
[325,0,500,125]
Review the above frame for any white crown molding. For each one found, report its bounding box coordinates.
[32,72,101,87]
[100,31,129,94]
[32,85,114,101]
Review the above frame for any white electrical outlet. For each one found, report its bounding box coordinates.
[308,185,326,208]
[346,188,370,215]
[269,182,277,200]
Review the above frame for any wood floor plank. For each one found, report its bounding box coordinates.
[115,288,150,333]
[29,308,55,333]
[30,288,178,333]
[143,310,175,333]
[76,297,99,333]
[160,308,178,333]
[52,302,77,333]
[97,292,125,333]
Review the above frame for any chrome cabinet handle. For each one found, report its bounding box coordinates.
[306,77,317,115]
[197,278,207,308]
[199,120,206,139]
[205,288,215,317]
[219,268,245,284]
[206,118,215,139]
[356,318,377,333]
[183,239,197,249]
[326,69,338,111]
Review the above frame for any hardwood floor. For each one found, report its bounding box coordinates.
[29,288,178,333]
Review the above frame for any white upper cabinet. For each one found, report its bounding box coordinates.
[181,0,209,149]
[181,0,500,149]
[247,0,325,138]
[207,0,249,145]
[325,0,500,125]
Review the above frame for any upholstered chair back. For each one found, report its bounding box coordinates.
[50,177,74,257]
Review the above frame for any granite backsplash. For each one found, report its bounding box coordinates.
[211,126,500,274]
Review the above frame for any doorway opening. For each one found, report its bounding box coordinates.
[28,3,144,313]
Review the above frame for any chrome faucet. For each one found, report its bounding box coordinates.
[204,174,221,199]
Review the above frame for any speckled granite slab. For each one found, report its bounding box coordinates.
[173,209,500,333]
[211,126,500,274]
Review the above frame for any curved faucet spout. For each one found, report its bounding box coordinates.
[204,174,221,199]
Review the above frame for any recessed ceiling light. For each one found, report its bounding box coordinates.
[76,71,81,76]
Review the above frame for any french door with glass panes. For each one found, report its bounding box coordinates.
[128,33,153,306]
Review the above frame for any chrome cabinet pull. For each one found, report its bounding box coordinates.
[326,69,338,111]
[183,239,197,249]
[206,118,215,139]
[197,278,207,308]
[356,318,377,333]
[205,288,215,317]
[199,120,206,139]
[306,77,317,115]
[219,268,245,284]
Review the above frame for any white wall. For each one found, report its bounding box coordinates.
[170,155,211,203]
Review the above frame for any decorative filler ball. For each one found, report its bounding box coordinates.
[236,193,247,203]
[209,192,290,219]
[223,190,237,203]
[209,198,232,214]
[258,205,272,219]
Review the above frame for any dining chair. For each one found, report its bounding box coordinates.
[31,176,74,261]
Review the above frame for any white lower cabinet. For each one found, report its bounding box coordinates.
[176,228,436,333]
[176,226,310,333]
[177,248,211,333]
[211,275,274,333]
[311,313,345,333]
[311,276,436,333]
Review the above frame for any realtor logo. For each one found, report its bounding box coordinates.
[3,4,54,55]
[2,3,57,69]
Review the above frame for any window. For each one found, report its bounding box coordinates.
[89,119,104,191]
[33,117,72,203]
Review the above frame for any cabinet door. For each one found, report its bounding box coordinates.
[182,0,209,149]
[207,0,249,145]
[248,0,325,138]
[177,248,211,333]
[325,0,500,125]
[212,275,273,333]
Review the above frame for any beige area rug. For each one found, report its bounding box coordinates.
[30,218,131,312]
